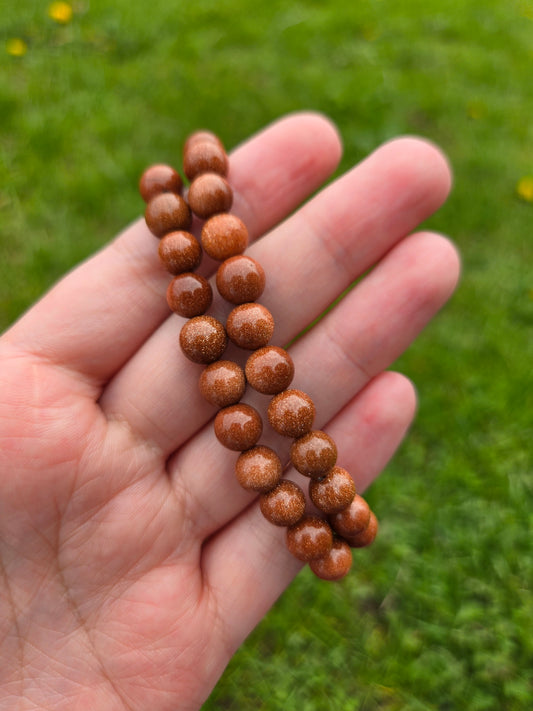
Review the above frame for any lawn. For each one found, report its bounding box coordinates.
[1,1,532,709]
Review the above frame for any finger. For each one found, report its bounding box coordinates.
[3,113,342,391]
[173,230,459,539]
[201,370,416,655]
[101,138,452,454]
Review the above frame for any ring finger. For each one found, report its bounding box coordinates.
[172,230,459,539]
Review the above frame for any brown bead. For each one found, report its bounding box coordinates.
[245,346,294,395]
[309,466,356,515]
[188,173,233,219]
[145,193,192,237]
[158,231,202,274]
[183,140,229,181]
[309,538,353,581]
[214,403,263,451]
[260,480,306,526]
[267,389,315,438]
[290,430,338,478]
[329,494,371,538]
[286,516,333,562]
[199,360,246,408]
[179,315,227,364]
[167,273,212,318]
[201,214,248,261]
[139,164,183,202]
[226,303,274,350]
[346,511,378,548]
[183,130,224,154]
[235,445,282,492]
[216,255,266,304]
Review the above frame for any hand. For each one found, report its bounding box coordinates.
[0,113,459,711]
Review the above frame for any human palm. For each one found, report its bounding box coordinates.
[0,113,459,710]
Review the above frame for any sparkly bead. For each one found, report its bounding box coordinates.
[226,303,274,350]
[329,494,371,538]
[201,214,248,261]
[183,140,228,181]
[158,231,202,275]
[139,164,183,202]
[166,273,212,318]
[235,445,282,492]
[267,389,315,438]
[345,511,378,548]
[260,480,306,526]
[214,403,263,451]
[145,193,192,237]
[290,430,337,478]
[188,173,233,219]
[179,315,227,364]
[309,538,353,581]
[245,346,294,395]
[309,466,356,514]
[216,255,266,304]
[184,130,224,154]
[199,360,246,408]
[286,516,333,562]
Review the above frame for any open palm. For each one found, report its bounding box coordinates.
[0,113,459,710]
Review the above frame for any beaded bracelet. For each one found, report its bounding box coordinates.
[139,130,378,581]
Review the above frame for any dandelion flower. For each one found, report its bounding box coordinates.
[467,101,485,120]
[6,38,28,57]
[516,176,533,203]
[48,1,73,24]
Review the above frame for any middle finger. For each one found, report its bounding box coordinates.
[100,137,451,455]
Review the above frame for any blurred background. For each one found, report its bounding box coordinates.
[1,1,532,708]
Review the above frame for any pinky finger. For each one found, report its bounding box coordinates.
[201,370,417,655]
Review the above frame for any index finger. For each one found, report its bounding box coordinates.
[3,113,342,394]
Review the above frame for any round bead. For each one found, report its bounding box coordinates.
[216,255,266,304]
[158,231,202,275]
[214,403,263,451]
[309,538,353,581]
[201,214,248,261]
[267,389,315,438]
[309,466,356,514]
[226,303,274,350]
[260,480,306,526]
[346,511,378,548]
[329,494,371,538]
[235,446,282,492]
[145,193,191,237]
[166,273,212,318]
[188,173,233,219]
[199,360,246,408]
[245,346,294,395]
[183,140,228,181]
[286,516,333,562]
[179,315,227,364]
[290,430,337,478]
[139,164,183,202]
[184,130,224,154]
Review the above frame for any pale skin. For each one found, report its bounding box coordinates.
[0,113,460,710]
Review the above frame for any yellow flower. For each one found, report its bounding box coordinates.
[516,176,533,203]
[467,100,485,120]
[6,38,28,57]
[48,1,73,24]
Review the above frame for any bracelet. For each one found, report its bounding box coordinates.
[139,131,378,581]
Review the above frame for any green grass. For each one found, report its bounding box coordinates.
[1,0,533,709]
